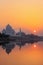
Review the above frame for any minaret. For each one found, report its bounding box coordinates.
[19,28,21,32]
[19,28,22,36]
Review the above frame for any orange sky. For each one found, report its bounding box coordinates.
[0,0,43,35]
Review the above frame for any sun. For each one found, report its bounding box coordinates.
[34,44,37,48]
[34,30,36,33]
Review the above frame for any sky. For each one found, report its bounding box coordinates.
[0,0,43,35]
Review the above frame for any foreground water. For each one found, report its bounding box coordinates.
[0,42,43,65]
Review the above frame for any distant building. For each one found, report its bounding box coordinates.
[16,28,26,36]
[2,24,16,36]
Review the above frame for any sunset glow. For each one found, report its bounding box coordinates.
[34,30,36,33]
[0,0,43,65]
[0,0,43,35]
[34,44,37,48]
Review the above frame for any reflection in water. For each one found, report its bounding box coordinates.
[0,41,43,54]
[0,41,26,54]
[2,42,15,54]
[0,41,43,65]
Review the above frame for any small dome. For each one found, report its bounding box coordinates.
[16,28,25,36]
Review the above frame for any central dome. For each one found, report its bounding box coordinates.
[2,24,15,36]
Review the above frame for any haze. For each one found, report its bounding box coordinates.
[0,0,43,35]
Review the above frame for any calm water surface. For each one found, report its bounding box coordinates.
[0,42,43,65]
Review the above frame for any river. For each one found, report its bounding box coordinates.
[0,42,43,65]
